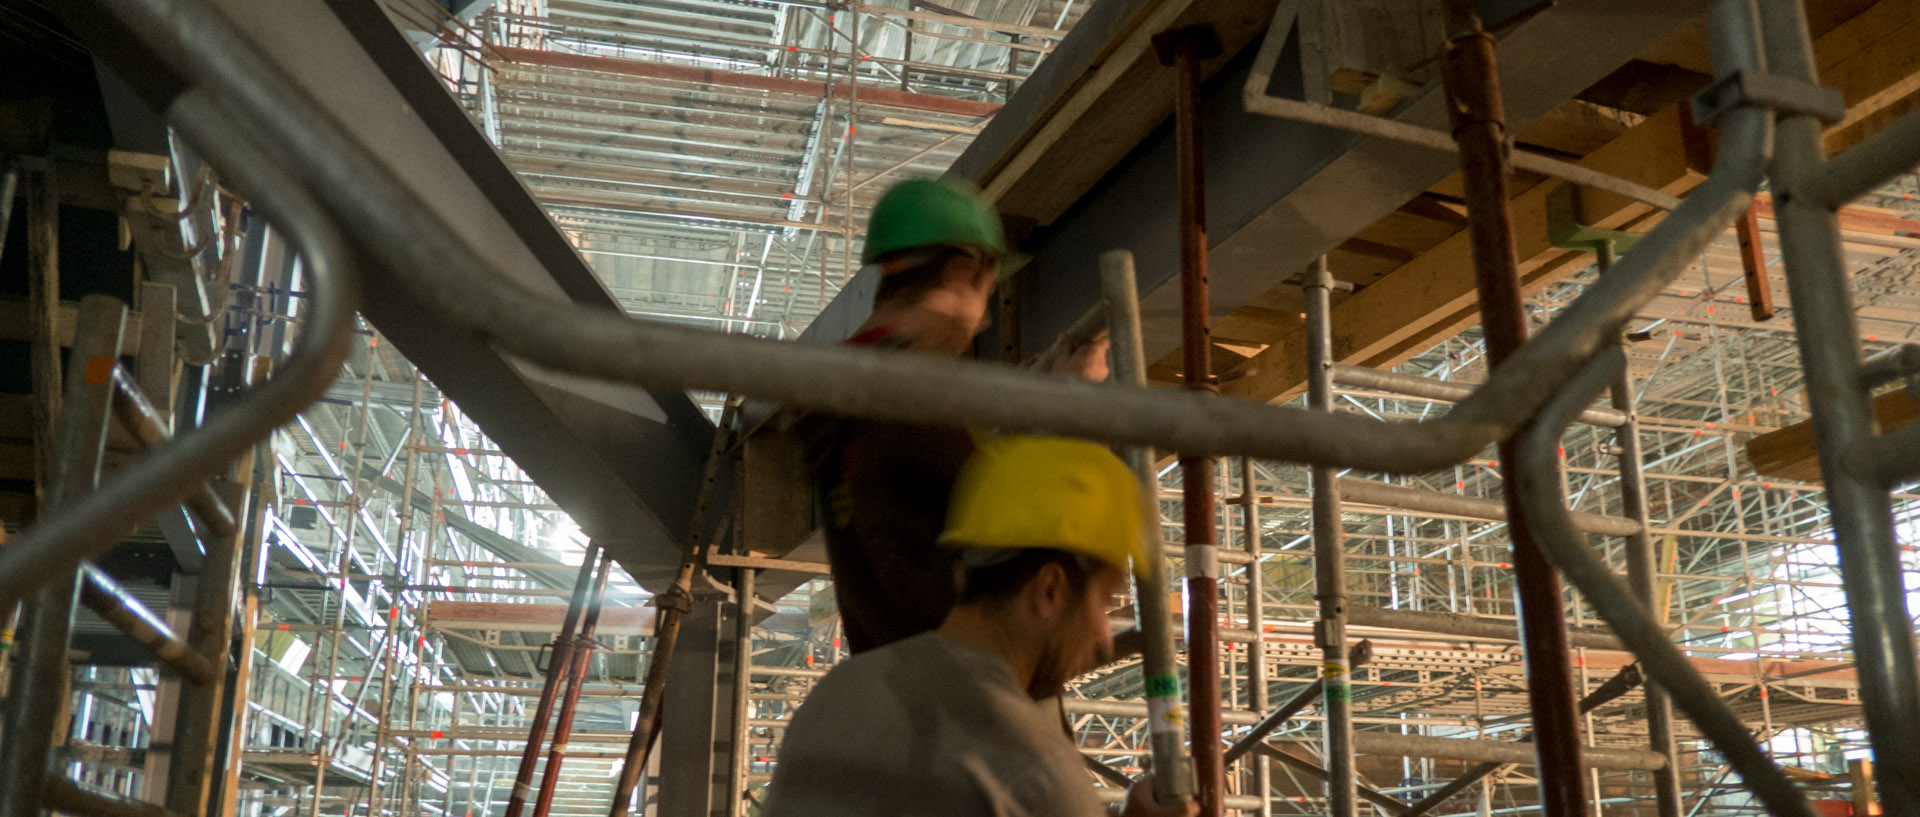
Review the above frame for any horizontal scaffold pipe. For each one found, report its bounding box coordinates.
[1332,365,1627,428]
[1342,732,1666,771]
[1343,606,1623,650]
[1336,478,1643,537]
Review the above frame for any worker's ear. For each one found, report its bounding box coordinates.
[1024,561,1071,622]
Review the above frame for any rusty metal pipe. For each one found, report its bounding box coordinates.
[502,542,603,817]
[608,564,691,817]
[1154,22,1224,816]
[1442,14,1588,816]
[610,400,739,817]
[531,557,614,817]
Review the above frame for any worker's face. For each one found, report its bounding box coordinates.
[1026,564,1127,699]
[943,251,999,337]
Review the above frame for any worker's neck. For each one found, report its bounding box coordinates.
[859,292,982,357]
[937,605,1040,696]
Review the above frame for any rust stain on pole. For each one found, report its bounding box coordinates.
[1442,20,1590,817]
[1153,22,1223,817]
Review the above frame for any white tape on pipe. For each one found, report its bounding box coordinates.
[1185,545,1219,580]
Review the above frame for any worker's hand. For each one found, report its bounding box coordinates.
[1049,331,1111,381]
[1120,778,1197,817]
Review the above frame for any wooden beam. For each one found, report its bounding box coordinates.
[1734,204,1777,321]
[493,46,1002,119]
[1752,196,1920,236]
[1222,104,1706,402]
[1746,390,1920,482]
[1815,0,1920,152]
[1220,0,1920,405]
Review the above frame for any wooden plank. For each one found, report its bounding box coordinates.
[1513,99,1643,156]
[0,298,145,355]
[1734,205,1777,321]
[1746,390,1920,482]
[136,282,177,421]
[980,0,1281,225]
[706,553,830,575]
[425,600,658,636]
[1752,196,1920,236]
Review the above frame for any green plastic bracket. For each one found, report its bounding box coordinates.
[1547,183,1643,255]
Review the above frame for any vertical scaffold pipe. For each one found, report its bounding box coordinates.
[729,568,757,817]
[531,556,614,817]
[1239,457,1271,817]
[1600,244,1683,817]
[1759,2,1920,811]
[1101,250,1196,806]
[1303,257,1354,817]
[503,542,603,817]
[1153,22,1225,817]
[1442,8,1589,815]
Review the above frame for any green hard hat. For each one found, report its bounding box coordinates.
[861,177,1008,266]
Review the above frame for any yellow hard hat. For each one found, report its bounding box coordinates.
[938,436,1150,577]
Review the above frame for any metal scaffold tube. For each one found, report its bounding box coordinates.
[504,542,604,817]
[1441,7,1585,813]
[0,295,125,817]
[1223,641,1372,767]
[1154,22,1226,816]
[531,555,613,817]
[1757,1,1920,811]
[728,568,756,817]
[1238,457,1269,817]
[1101,250,1195,805]
[1513,347,1815,817]
[1601,242,1684,817]
[1303,256,1355,817]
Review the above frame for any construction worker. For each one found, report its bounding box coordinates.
[803,177,1108,654]
[764,436,1193,817]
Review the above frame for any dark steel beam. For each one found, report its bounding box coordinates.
[92,0,722,588]
[936,0,1709,367]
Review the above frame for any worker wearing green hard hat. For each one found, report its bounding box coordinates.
[796,177,1109,657]
[859,176,1012,270]
[766,436,1192,817]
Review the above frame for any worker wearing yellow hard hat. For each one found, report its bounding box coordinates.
[795,178,1109,656]
[766,436,1192,817]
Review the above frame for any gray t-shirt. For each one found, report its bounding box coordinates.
[764,632,1105,817]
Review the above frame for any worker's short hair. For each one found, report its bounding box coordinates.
[956,547,1096,605]
[871,246,994,308]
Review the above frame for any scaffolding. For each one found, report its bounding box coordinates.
[3,1,1920,817]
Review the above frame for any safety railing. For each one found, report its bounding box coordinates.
[11,0,1919,815]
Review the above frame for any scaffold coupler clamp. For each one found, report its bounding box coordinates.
[655,583,694,615]
[1690,68,1844,126]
